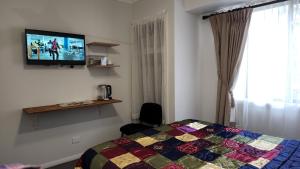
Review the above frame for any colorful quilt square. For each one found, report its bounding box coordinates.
[126,133,146,140]
[161,148,186,161]
[161,163,185,169]
[113,137,132,145]
[144,154,171,168]
[212,156,245,169]
[208,146,232,155]
[166,129,185,136]
[151,133,172,142]
[249,157,270,169]
[186,122,208,130]
[203,124,225,134]
[90,154,108,169]
[257,135,284,145]
[262,148,280,160]
[148,142,172,154]
[222,139,244,150]
[177,155,206,169]
[190,130,211,139]
[135,136,159,147]
[177,142,202,154]
[119,141,143,151]
[177,126,197,133]
[239,131,262,139]
[124,161,155,169]
[216,131,237,139]
[248,140,278,151]
[155,125,173,132]
[175,133,199,142]
[193,149,220,162]
[130,147,156,160]
[225,127,242,133]
[92,141,117,153]
[238,145,268,158]
[200,163,222,169]
[100,146,127,159]
[205,135,224,144]
[110,153,141,168]
[103,161,120,169]
[141,128,160,136]
[231,135,253,144]
[225,150,257,163]
[164,137,185,146]
[170,122,185,128]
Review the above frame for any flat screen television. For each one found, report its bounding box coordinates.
[25,29,86,65]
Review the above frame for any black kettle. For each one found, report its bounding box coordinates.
[98,85,112,100]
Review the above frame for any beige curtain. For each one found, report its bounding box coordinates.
[131,16,165,120]
[209,8,253,125]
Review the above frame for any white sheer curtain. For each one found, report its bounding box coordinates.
[131,16,166,120]
[234,0,300,139]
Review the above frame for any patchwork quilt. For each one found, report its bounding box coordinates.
[75,119,300,169]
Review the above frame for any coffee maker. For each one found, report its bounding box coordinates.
[98,85,112,100]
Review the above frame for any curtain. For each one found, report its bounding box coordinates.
[209,8,253,125]
[234,0,300,139]
[131,16,165,120]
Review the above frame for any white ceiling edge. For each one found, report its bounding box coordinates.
[116,0,140,4]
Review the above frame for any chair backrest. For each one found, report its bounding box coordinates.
[139,103,162,125]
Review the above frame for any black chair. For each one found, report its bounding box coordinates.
[120,103,162,136]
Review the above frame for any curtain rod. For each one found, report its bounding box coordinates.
[202,0,288,20]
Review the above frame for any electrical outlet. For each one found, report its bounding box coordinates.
[72,136,80,144]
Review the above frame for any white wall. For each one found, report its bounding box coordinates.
[196,17,218,123]
[174,0,198,120]
[132,0,175,123]
[0,0,132,166]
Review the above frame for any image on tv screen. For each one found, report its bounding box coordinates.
[26,33,85,61]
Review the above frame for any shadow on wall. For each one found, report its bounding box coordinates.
[15,105,122,146]
[18,105,118,134]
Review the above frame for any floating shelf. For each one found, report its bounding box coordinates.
[23,99,122,114]
[87,63,120,68]
[86,42,120,47]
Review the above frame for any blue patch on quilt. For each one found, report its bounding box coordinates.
[192,149,220,162]
[141,128,160,136]
[239,130,262,139]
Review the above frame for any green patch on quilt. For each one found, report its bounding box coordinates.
[231,135,253,144]
[126,133,146,140]
[155,125,173,132]
[152,132,172,142]
[144,154,171,168]
[257,135,284,144]
[212,156,244,169]
[92,141,116,153]
[208,146,232,155]
[90,154,108,169]
[177,155,206,169]
[205,135,224,144]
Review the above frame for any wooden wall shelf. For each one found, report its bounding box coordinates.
[86,42,120,47]
[23,99,122,114]
[87,64,120,68]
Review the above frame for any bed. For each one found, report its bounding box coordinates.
[75,119,300,169]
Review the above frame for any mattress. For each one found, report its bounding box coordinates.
[75,119,300,169]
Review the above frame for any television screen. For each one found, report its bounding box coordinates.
[25,29,86,65]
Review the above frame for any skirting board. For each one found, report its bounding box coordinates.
[41,152,82,168]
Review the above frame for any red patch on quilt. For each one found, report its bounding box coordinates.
[177,142,200,154]
[113,137,132,145]
[130,147,156,160]
[262,149,280,160]
[166,129,185,136]
[170,122,185,128]
[222,139,244,150]
[225,151,258,163]
[101,146,127,159]
[190,130,210,139]
[161,163,185,169]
